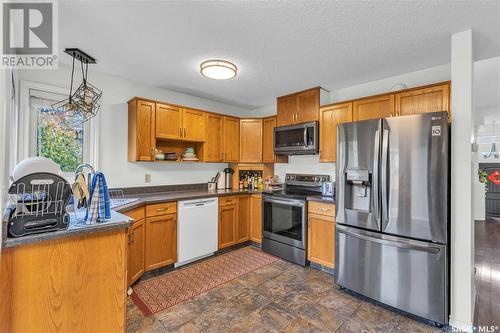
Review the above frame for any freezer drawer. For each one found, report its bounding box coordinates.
[335,225,448,324]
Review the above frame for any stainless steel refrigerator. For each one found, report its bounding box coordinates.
[335,111,449,325]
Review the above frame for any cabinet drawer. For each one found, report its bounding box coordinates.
[308,201,335,218]
[146,202,177,217]
[124,206,145,223]
[219,196,238,207]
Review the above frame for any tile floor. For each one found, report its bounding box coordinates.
[127,250,447,333]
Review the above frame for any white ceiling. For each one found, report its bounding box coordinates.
[59,1,500,109]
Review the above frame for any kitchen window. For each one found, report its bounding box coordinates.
[18,81,99,176]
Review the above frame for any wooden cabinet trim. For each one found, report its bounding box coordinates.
[146,202,177,217]
[308,201,336,218]
[145,214,177,271]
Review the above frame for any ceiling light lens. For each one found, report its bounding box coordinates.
[200,60,237,80]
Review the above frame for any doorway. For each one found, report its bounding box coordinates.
[479,163,500,218]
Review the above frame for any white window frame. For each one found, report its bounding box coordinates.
[18,80,99,176]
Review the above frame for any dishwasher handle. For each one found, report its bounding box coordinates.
[182,199,217,208]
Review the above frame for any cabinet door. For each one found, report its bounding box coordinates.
[395,83,450,118]
[223,117,240,162]
[296,88,320,123]
[236,195,250,243]
[205,113,224,162]
[136,100,156,161]
[319,103,353,162]
[156,103,182,140]
[249,194,262,243]
[277,95,297,126]
[307,214,335,268]
[218,205,237,249]
[353,95,394,121]
[182,108,206,142]
[128,219,145,286]
[262,116,276,163]
[145,214,177,271]
[240,119,263,163]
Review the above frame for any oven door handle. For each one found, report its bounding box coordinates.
[263,197,305,207]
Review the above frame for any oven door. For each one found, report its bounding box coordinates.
[262,196,306,249]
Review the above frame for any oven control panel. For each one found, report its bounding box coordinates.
[285,173,330,185]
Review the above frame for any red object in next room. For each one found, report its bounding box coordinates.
[488,171,500,185]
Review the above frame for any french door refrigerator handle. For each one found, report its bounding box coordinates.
[373,129,380,221]
[381,128,389,224]
[337,226,441,254]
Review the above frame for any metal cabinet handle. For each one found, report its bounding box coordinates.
[184,128,186,137]
[179,128,182,137]
[156,207,167,212]
[319,207,329,212]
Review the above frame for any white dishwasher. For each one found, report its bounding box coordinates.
[176,197,218,267]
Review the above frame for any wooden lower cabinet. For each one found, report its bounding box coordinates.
[0,230,127,333]
[218,204,237,249]
[128,219,145,286]
[249,194,263,243]
[145,213,177,271]
[236,195,250,243]
[307,202,336,268]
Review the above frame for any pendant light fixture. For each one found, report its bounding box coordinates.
[52,48,102,127]
[200,59,237,80]
[482,121,500,159]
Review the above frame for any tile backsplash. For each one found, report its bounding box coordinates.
[274,155,335,183]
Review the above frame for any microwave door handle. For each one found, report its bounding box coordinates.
[304,128,308,147]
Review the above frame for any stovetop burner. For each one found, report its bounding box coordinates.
[263,173,331,200]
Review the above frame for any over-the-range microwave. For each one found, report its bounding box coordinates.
[273,121,318,155]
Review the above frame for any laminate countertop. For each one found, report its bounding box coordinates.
[2,210,133,249]
[112,188,264,213]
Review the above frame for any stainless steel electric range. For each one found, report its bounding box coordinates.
[262,173,331,266]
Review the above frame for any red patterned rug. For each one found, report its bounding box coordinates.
[131,247,278,316]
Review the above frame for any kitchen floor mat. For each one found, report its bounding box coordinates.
[131,246,278,316]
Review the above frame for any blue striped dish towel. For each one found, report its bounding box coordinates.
[85,172,111,224]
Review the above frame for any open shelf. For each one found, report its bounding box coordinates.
[155,138,204,163]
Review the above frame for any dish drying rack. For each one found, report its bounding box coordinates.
[7,172,72,237]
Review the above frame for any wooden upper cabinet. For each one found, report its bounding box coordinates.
[128,99,156,161]
[296,88,320,123]
[319,102,353,163]
[277,95,297,126]
[182,108,205,142]
[223,116,240,162]
[262,116,280,163]
[277,87,322,126]
[353,94,394,121]
[395,83,450,118]
[205,113,223,162]
[240,119,263,163]
[156,103,182,140]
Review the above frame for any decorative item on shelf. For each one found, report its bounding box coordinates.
[52,48,102,128]
[482,121,500,159]
[182,147,199,161]
[165,152,178,161]
[154,148,165,161]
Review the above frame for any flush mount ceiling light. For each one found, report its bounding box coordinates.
[200,60,237,80]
